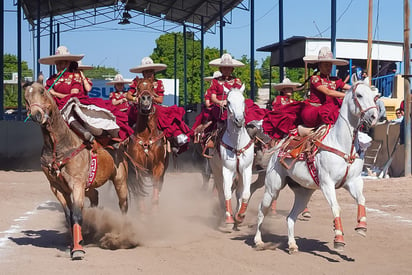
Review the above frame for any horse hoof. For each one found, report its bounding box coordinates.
[218,222,234,233]
[254,242,265,251]
[355,227,367,237]
[301,210,311,219]
[71,249,85,260]
[288,246,299,254]
[333,241,345,251]
[235,213,245,224]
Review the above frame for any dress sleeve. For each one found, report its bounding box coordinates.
[155,80,165,97]
[310,75,322,89]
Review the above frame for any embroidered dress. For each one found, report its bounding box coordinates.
[127,77,191,141]
[46,72,133,140]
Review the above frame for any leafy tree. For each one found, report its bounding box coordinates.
[151,32,261,106]
[3,54,33,80]
[83,66,118,79]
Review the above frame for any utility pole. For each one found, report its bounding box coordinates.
[367,0,373,85]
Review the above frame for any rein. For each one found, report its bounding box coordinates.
[42,123,88,178]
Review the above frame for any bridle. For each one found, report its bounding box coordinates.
[25,86,52,125]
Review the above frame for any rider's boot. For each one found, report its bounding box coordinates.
[70,120,95,143]
[297,125,314,137]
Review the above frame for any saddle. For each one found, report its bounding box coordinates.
[278,125,330,169]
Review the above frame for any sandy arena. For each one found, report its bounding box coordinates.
[0,169,411,274]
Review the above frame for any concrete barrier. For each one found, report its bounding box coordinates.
[0,120,43,170]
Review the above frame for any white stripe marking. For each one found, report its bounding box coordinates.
[367,207,412,225]
[0,201,53,251]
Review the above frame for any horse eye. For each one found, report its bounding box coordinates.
[357,94,363,98]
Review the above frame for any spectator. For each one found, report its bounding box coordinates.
[374,91,387,122]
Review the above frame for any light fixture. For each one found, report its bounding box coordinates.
[122,11,131,19]
[118,18,130,25]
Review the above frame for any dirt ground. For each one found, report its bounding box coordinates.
[0,169,411,275]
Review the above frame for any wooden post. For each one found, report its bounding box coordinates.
[403,0,411,176]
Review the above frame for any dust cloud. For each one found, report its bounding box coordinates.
[81,172,220,250]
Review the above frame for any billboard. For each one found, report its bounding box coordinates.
[88,78,180,107]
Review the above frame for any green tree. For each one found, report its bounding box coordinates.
[150,32,261,106]
[3,54,33,80]
[83,66,118,79]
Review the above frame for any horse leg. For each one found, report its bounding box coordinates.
[235,165,252,224]
[344,176,367,236]
[152,163,165,210]
[222,165,235,225]
[201,159,212,191]
[320,181,345,251]
[254,165,284,249]
[70,181,86,260]
[112,160,129,214]
[85,188,99,208]
[50,185,72,228]
[287,184,315,254]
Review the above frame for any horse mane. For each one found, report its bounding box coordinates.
[28,82,82,148]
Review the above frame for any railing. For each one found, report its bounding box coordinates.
[372,74,396,97]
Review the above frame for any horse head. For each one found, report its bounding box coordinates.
[225,84,246,128]
[24,82,55,125]
[137,79,155,114]
[345,79,378,130]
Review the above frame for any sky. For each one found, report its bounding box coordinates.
[3,0,411,79]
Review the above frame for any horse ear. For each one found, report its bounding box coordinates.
[350,73,358,86]
[37,72,44,85]
[240,84,245,93]
[223,86,230,94]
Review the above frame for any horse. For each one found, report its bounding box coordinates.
[126,79,168,213]
[209,85,255,231]
[254,79,378,253]
[24,82,129,260]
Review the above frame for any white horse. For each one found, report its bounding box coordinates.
[254,80,378,252]
[209,85,255,231]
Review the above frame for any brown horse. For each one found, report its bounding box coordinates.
[24,82,129,260]
[126,79,168,213]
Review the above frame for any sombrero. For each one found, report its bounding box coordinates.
[38,46,84,65]
[209,53,244,68]
[129,57,167,73]
[77,60,93,70]
[272,78,303,91]
[303,47,348,66]
[204,71,222,82]
[105,74,131,86]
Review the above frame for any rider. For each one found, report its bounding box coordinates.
[191,71,222,140]
[69,60,93,95]
[126,57,191,153]
[205,53,266,135]
[300,46,351,134]
[39,46,133,145]
[263,78,304,140]
[106,74,131,113]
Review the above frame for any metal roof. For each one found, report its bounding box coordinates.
[21,0,247,34]
[257,36,404,68]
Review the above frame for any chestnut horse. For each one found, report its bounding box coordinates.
[24,82,129,260]
[126,79,168,213]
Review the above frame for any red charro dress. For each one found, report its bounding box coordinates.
[109,91,129,112]
[263,95,304,139]
[300,74,345,127]
[46,71,133,140]
[127,77,191,143]
[207,76,266,128]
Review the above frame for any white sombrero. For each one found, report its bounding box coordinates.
[272,78,303,91]
[38,46,84,65]
[129,57,167,73]
[209,53,244,68]
[105,74,131,86]
[204,71,222,82]
[303,47,349,66]
[77,60,93,70]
